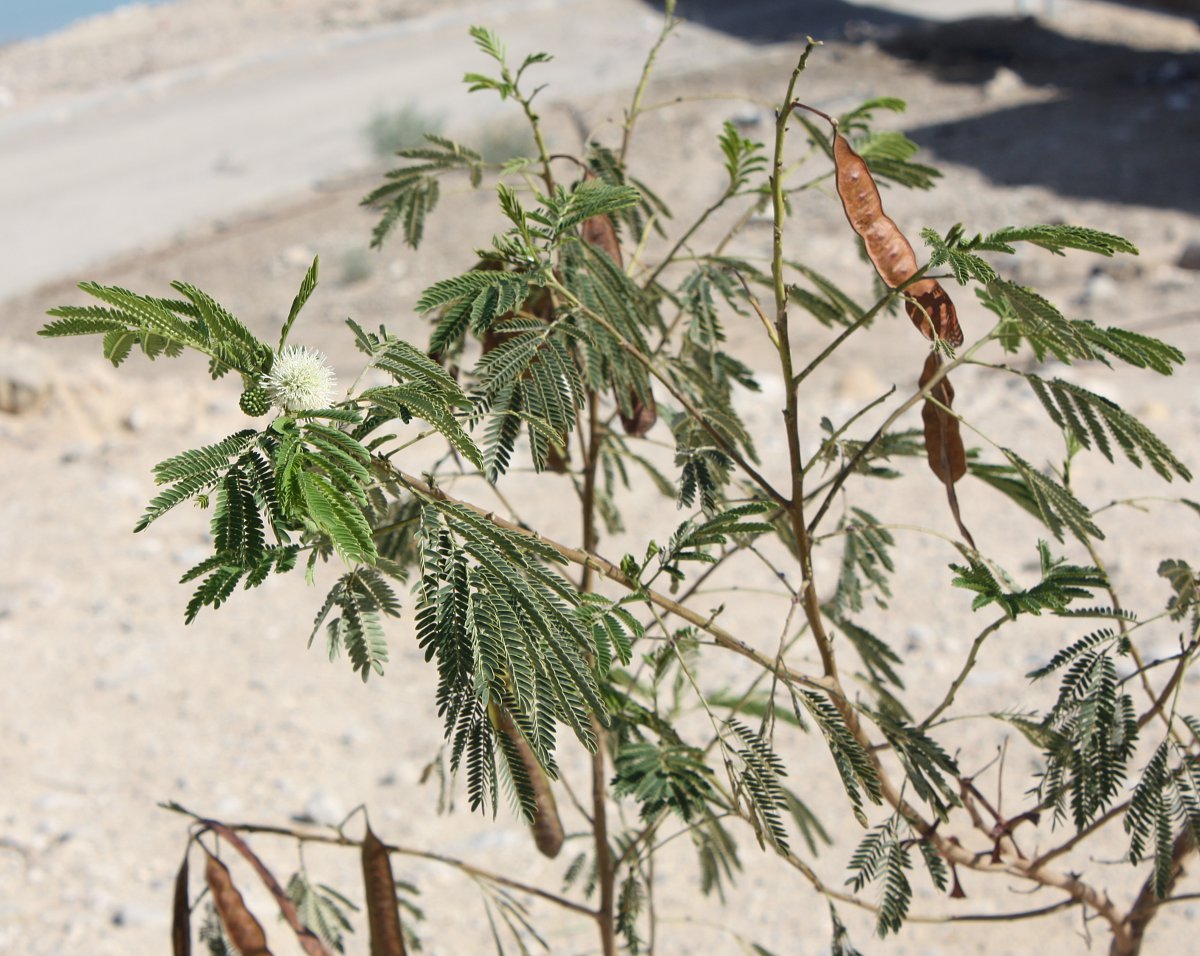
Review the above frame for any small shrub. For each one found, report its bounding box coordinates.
[41,8,1197,956]
[363,101,444,159]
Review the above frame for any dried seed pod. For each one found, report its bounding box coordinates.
[829,127,963,346]
[361,826,407,956]
[919,351,975,548]
[618,388,658,438]
[172,853,191,956]
[204,852,271,956]
[579,171,658,437]
[204,823,332,956]
[919,352,965,485]
[580,175,623,268]
[492,703,565,858]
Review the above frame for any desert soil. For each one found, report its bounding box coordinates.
[2,1,1199,954]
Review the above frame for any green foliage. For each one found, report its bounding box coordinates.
[655,503,772,583]
[1159,558,1200,634]
[718,121,766,193]
[794,690,882,826]
[846,817,914,937]
[42,19,1198,954]
[788,263,867,328]
[872,713,959,820]
[1026,375,1191,481]
[363,136,485,249]
[311,568,400,680]
[725,719,791,852]
[43,280,270,377]
[286,873,358,953]
[996,448,1102,542]
[413,500,612,813]
[951,541,1107,618]
[829,508,895,613]
[611,739,715,821]
[1031,631,1139,828]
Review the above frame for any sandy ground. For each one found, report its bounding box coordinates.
[2,1,1200,954]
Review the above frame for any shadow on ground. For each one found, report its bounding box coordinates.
[643,2,1200,213]
[882,16,1200,213]
[638,0,921,44]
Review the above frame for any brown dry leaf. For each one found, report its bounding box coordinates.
[205,822,333,956]
[172,853,191,956]
[919,351,975,547]
[831,129,963,347]
[205,852,271,956]
[493,703,565,858]
[361,825,407,956]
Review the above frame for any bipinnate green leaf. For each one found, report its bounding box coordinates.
[300,472,378,566]
[726,719,791,853]
[611,740,715,822]
[830,508,895,613]
[279,256,319,350]
[952,541,1106,618]
[363,136,483,249]
[794,690,881,825]
[846,817,913,937]
[286,873,357,955]
[137,430,259,531]
[1026,375,1191,481]
[1035,636,1139,829]
[975,224,1138,258]
[998,449,1102,542]
[1159,558,1200,633]
[44,280,275,378]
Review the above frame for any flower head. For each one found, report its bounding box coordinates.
[264,344,336,412]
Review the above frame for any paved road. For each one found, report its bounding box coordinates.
[0,0,1075,301]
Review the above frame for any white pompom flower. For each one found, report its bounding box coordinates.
[264,344,337,413]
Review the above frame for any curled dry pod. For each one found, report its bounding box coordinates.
[204,852,272,956]
[919,351,975,548]
[830,129,963,347]
[172,853,191,956]
[492,702,565,858]
[361,825,407,956]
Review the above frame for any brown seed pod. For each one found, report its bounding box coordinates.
[492,702,565,858]
[204,823,332,956]
[579,170,658,437]
[361,825,407,956]
[829,127,963,347]
[919,351,975,548]
[618,388,658,438]
[580,173,624,268]
[172,853,191,956]
[204,852,271,956]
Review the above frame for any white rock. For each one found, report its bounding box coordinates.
[300,789,345,827]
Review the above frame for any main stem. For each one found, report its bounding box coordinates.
[770,41,842,685]
[579,391,618,956]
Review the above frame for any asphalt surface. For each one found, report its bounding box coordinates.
[0,0,1075,301]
